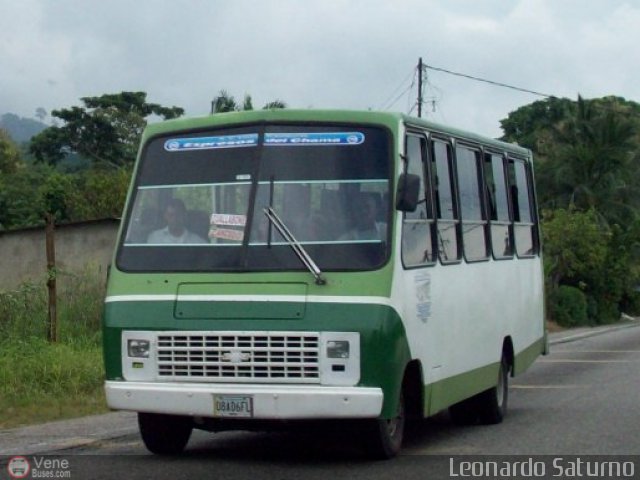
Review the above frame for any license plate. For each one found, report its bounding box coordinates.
[213,395,254,418]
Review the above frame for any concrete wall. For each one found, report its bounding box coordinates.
[0,219,120,291]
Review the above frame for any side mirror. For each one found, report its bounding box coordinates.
[395,173,420,212]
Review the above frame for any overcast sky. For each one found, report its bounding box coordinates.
[1,0,639,138]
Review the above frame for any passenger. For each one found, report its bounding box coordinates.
[341,194,386,241]
[147,199,205,244]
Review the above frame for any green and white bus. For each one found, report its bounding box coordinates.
[104,109,546,458]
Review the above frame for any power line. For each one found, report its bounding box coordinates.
[422,63,555,98]
[378,68,418,111]
[420,60,624,119]
[379,59,556,116]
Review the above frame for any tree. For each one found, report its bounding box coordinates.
[502,95,640,225]
[30,92,184,169]
[0,165,131,230]
[503,95,640,323]
[500,96,574,152]
[210,90,286,114]
[0,164,51,229]
[0,129,21,174]
[73,169,131,220]
[540,207,631,325]
[35,108,47,123]
[541,208,609,293]
[538,96,639,225]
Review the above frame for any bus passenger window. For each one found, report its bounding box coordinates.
[484,153,513,258]
[456,146,488,262]
[509,159,537,257]
[402,134,435,267]
[432,140,460,263]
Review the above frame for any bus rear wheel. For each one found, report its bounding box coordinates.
[364,391,405,459]
[448,354,509,426]
[476,354,509,424]
[138,412,193,455]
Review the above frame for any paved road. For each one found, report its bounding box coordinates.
[1,323,639,479]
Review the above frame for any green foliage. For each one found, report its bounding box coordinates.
[501,96,574,151]
[0,339,103,397]
[0,270,104,341]
[211,90,287,113]
[3,89,288,231]
[0,128,22,174]
[0,337,105,428]
[551,285,588,327]
[0,163,52,229]
[30,91,184,168]
[542,97,638,224]
[541,208,640,324]
[504,95,640,325]
[503,96,640,225]
[70,168,131,220]
[0,272,107,427]
[0,166,131,229]
[40,171,77,222]
[542,208,609,291]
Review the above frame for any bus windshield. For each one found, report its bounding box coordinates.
[117,124,392,272]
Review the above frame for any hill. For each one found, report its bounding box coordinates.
[0,113,48,143]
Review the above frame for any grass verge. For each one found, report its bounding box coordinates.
[0,270,109,429]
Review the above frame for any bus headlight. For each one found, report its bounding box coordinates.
[320,333,360,385]
[122,331,155,381]
[327,340,350,359]
[127,339,150,358]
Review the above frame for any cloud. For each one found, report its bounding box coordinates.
[1,0,639,138]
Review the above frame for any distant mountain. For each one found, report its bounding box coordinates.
[0,113,48,143]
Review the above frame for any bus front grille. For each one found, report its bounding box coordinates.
[155,332,320,383]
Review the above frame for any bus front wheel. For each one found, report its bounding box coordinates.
[138,412,193,455]
[364,391,405,459]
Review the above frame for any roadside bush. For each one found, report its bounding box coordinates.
[551,285,589,327]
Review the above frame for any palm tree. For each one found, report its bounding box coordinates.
[210,90,286,114]
[539,95,639,226]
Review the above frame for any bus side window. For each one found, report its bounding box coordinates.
[455,145,489,262]
[508,158,537,257]
[432,140,461,263]
[401,134,435,267]
[484,153,513,259]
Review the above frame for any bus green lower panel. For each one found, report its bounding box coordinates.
[425,362,500,416]
[425,336,545,416]
[513,337,545,375]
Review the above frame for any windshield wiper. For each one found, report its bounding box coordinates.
[263,206,326,286]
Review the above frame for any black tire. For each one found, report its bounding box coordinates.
[364,391,405,459]
[448,354,510,426]
[448,396,480,426]
[476,355,509,424]
[138,412,193,455]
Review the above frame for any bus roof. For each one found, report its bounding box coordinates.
[142,109,530,157]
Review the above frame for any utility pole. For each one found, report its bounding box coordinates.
[417,57,423,118]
